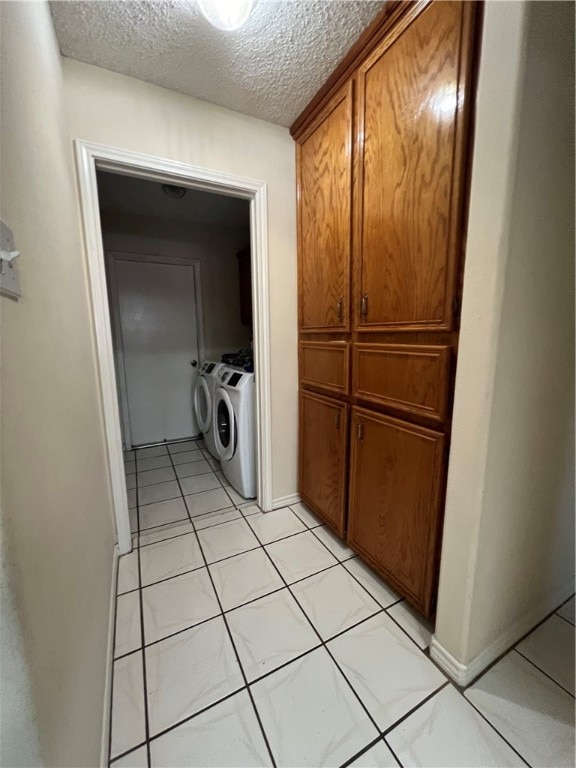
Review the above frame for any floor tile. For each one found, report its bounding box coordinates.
[225,485,255,507]
[516,614,575,695]
[124,461,136,475]
[125,474,136,491]
[175,459,212,479]
[111,745,147,767]
[215,469,230,487]
[312,525,356,560]
[115,591,142,658]
[138,480,181,507]
[142,568,220,644]
[168,440,201,454]
[127,489,137,509]
[138,498,188,531]
[466,651,575,768]
[343,557,400,608]
[227,589,319,681]
[123,450,135,460]
[140,532,203,586]
[265,531,337,584]
[240,504,260,517]
[387,600,434,650]
[110,652,146,760]
[291,566,380,640]
[138,520,193,548]
[117,550,139,594]
[180,472,221,495]
[129,507,138,533]
[348,739,399,767]
[207,456,221,471]
[328,612,445,730]
[137,454,172,472]
[185,488,234,518]
[197,518,260,564]
[192,507,243,531]
[246,507,307,544]
[145,616,244,737]
[251,647,378,767]
[289,502,323,528]
[388,684,523,767]
[150,689,272,768]
[137,467,176,488]
[136,445,168,459]
[209,548,284,611]
[172,449,206,465]
[557,595,575,626]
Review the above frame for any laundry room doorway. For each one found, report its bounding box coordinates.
[76,141,273,553]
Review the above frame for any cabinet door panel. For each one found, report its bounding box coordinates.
[299,391,349,536]
[356,1,466,331]
[300,341,350,396]
[298,83,353,332]
[348,407,445,616]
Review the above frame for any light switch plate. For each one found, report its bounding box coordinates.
[0,221,21,299]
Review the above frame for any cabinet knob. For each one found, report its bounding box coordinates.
[334,411,341,430]
[357,421,364,440]
[337,298,344,322]
[360,293,368,317]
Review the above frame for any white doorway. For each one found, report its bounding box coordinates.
[75,141,273,554]
[108,254,204,447]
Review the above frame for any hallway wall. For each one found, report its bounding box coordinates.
[0,2,116,765]
[434,0,575,682]
[63,58,298,505]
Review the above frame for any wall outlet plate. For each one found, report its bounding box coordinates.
[0,221,21,299]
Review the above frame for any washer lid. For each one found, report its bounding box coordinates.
[194,376,212,432]
[214,388,235,462]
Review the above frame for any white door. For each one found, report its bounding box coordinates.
[113,257,201,446]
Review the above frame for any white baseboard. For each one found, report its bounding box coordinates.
[271,493,301,510]
[101,546,120,767]
[431,577,575,687]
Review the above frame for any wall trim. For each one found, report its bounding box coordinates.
[100,546,119,767]
[272,493,301,510]
[430,576,576,687]
[75,139,274,554]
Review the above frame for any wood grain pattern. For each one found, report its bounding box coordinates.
[299,391,349,536]
[353,343,450,422]
[355,1,465,331]
[298,83,353,332]
[347,407,445,616]
[300,341,350,396]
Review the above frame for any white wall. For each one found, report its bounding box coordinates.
[0,2,116,765]
[63,58,298,503]
[102,213,252,363]
[433,0,575,682]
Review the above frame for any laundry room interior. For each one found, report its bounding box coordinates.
[97,171,259,532]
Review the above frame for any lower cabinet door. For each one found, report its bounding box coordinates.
[299,390,349,536]
[348,406,445,617]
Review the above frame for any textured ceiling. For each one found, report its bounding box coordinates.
[97,171,250,226]
[50,0,385,126]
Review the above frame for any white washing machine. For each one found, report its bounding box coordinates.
[213,367,256,499]
[193,361,225,458]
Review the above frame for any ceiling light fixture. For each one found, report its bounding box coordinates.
[197,0,255,31]
[161,184,187,199]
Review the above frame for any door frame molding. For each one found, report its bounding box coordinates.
[106,251,205,449]
[75,140,273,554]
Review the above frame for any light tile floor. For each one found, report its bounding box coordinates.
[112,440,576,767]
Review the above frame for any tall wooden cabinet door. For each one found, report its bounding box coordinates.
[299,391,349,536]
[298,83,353,332]
[348,407,445,616]
[355,1,474,331]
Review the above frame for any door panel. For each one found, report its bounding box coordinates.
[356,1,464,330]
[298,83,353,332]
[348,407,445,616]
[299,391,348,536]
[114,258,200,445]
[300,341,350,396]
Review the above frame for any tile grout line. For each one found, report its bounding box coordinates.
[512,648,575,699]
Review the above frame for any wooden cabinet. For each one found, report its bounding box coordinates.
[299,391,348,536]
[293,1,480,617]
[298,83,353,332]
[355,1,470,331]
[348,407,445,616]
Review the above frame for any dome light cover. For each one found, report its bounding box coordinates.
[197,0,255,31]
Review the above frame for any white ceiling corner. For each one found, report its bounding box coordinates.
[49,0,385,126]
